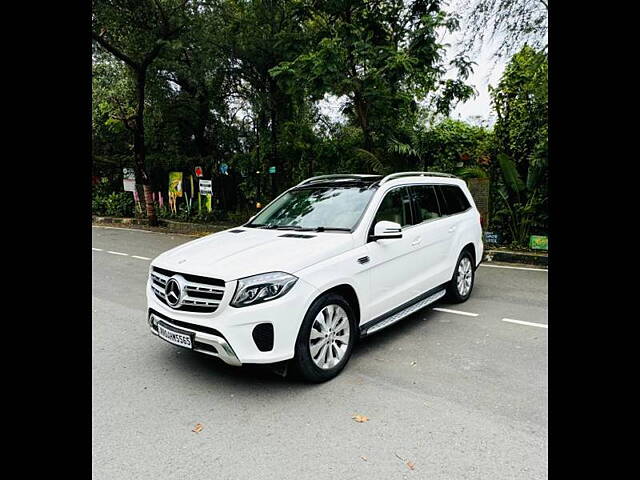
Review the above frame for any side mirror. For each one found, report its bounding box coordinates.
[371,220,403,241]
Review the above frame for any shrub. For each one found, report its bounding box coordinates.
[92,192,135,217]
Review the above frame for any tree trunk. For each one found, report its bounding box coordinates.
[353,88,373,152]
[133,68,158,226]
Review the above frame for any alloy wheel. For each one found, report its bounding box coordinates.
[309,304,350,370]
[457,257,473,296]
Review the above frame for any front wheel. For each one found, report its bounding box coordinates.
[446,251,475,303]
[292,293,356,383]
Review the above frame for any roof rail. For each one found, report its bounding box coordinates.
[379,171,458,185]
[295,174,382,187]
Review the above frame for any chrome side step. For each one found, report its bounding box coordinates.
[364,289,446,335]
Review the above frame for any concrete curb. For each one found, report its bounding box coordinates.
[483,249,548,267]
[92,216,232,234]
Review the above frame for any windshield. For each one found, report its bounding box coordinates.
[247,186,376,231]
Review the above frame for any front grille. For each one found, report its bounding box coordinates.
[150,267,225,313]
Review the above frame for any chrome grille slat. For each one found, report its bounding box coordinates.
[184,284,224,293]
[151,272,169,285]
[150,267,225,313]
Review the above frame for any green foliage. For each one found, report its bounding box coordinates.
[489,45,548,246]
[91,1,548,245]
[415,119,494,172]
[456,165,488,179]
[92,192,135,217]
[460,0,548,60]
[270,0,475,169]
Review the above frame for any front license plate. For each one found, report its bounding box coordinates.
[157,322,193,349]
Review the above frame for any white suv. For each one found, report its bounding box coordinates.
[147,172,483,381]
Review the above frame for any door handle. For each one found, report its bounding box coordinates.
[448,226,457,233]
[411,237,422,246]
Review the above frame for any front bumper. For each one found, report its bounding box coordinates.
[146,276,319,366]
[148,310,242,366]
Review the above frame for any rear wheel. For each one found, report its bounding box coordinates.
[446,251,475,303]
[292,293,356,382]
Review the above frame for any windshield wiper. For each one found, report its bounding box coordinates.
[315,227,351,232]
[251,224,350,232]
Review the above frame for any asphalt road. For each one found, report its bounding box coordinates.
[92,226,548,480]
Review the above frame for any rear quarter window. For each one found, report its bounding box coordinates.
[438,185,471,215]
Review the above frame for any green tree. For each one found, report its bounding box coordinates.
[92,0,191,225]
[271,0,475,172]
[490,44,548,245]
[459,0,548,60]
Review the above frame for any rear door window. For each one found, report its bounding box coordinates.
[409,185,441,223]
[437,185,471,215]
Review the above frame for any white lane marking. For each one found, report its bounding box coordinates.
[131,255,151,261]
[92,247,103,251]
[481,264,547,272]
[92,226,154,233]
[107,251,128,256]
[432,307,479,317]
[502,318,548,329]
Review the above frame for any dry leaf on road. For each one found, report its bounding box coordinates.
[360,456,368,461]
[352,415,369,423]
[192,423,203,433]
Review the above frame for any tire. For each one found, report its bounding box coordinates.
[446,250,475,303]
[292,293,357,383]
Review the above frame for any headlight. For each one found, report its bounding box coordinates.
[230,272,298,308]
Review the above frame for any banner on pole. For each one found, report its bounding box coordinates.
[123,168,136,192]
[169,172,183,197]
[199,179,212,195]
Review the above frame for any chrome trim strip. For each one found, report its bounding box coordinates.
[365,289,446,334]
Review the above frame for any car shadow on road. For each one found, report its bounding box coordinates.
[355,303,442,354]
[158,303,444,390]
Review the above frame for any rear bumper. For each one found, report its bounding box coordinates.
[146,276,319,365]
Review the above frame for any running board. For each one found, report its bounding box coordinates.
[362,289,446,336]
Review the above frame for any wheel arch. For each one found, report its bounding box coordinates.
[461,242,476,266]
[311,283,361,326]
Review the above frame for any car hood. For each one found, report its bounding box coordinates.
[152,228,355,281]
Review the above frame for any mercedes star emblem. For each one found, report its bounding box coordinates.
[165,277,182,307]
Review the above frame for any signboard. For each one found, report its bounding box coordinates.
[466,177,489,229]
[484,231,501,245]
[169,172,183,197]
[194,166,203,177]
[268,166,276,174]
[199,179,212,195]
[530,235,548,251]
[219,163,229,175]
[123,168,136,192]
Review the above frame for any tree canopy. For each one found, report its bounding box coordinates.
[92,0,549,246]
